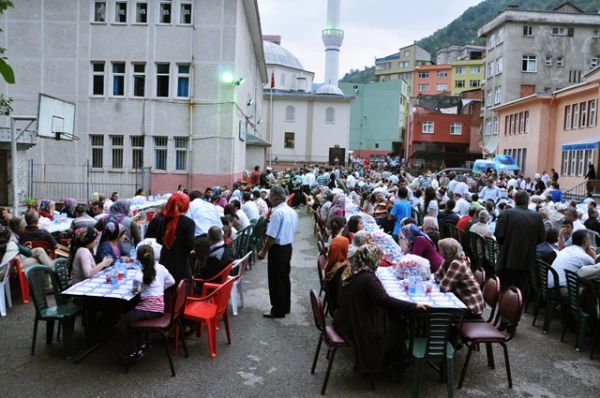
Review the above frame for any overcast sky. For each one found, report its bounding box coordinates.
[257,0,483,82]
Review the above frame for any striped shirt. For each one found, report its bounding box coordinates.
[134,263,175,313]
[136,296,165,313]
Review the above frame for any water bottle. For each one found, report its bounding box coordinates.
[415,272,423,295]
[408,269,417,295]
[130,246,137,261]
[403,267,410,281]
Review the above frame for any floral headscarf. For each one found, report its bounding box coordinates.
[39,199,54,212]
[61,198,78,218]
[401,223,431,250]
[341,243,383,287]
[163,192,190,249]
[109,199,131,223]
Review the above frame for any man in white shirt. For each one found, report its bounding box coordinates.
[188,190,223,274]
[241,192,260,222]
[231,199,251,229]
[480,179,500,203]
[453,177,470,200]
[257,185,298,318]
[255,188,269,217]
[564,207,586,232]
[550,230,596,293]
[346,173,356,190]
[453,192,470,217]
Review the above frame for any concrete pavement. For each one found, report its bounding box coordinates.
[0,208,599,397]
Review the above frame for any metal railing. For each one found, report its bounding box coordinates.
[564,179,600,201]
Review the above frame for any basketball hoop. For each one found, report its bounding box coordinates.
[54,131,79,141]
[37,93,76,141]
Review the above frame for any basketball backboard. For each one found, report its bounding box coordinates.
[37,93,76,140]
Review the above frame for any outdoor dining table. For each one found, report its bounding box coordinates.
[61,263,140,362]
[41,218,74,234]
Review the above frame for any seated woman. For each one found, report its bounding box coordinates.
[434,238,485,318]
[324,217,349,314]
[333,244,427,376]
[360,192,374,215]
[5,217,54,270]
[119,244,175,359]
[422,216,441,248]
[342,215,364,242]
[60,198,78,219]
[96,221,126,262]
[69,227,113,284]
[326,195,345,228]
[400,224,444,273]
[38,199,55,221]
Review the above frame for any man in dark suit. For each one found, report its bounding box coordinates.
[536,228,559,265]
[494,190,545,294]
[196,226,235,281]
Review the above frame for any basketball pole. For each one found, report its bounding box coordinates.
[10,115,37,216]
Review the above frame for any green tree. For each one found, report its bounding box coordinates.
[0,0,14,116]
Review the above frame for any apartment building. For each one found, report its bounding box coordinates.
[413,64,452,97]
[450,60,485,95]
[374,43,432,94]
[478,2,600,152]
[436,44,485,64]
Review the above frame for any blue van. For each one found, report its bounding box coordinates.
[472,155,520,175]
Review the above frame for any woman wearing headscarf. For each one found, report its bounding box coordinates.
[421,216,441,248]
[400,223,444,273]
[69,227,113,283]
[333,244,427,376]
[38,199,55,221]
[96,199,141,253]
[326,195,345,228]
[155,192,195,283]
[60,198,78,219]
[434,238,485,317]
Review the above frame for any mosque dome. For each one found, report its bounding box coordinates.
[315,83,344,96]
[263,41,304,70]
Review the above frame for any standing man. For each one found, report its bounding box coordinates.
[494,190,545,294]
[250,165,261,187]
[257,185,298,318]
[187,190,223,276]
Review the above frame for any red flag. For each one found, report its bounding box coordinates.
[270,71,275,89]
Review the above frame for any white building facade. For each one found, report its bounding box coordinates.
[0,0,267,204]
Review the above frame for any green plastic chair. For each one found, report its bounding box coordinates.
[562,270,589,351]
[466,231,486,270]
[531,259,561,334]
[406,308,464,398]
[26,265,83,359]
[483,237,499,274]
[590,280,600,359]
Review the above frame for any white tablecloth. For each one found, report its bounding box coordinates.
[41,218,74,234]
[62,265,138,301]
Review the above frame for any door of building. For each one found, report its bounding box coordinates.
[328,147,345,166]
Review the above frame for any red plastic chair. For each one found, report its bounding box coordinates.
[145,210,155,222]
[191,261,235,295]
[183,276,239,358]
[12,258,30,304]
[127,279,189,377]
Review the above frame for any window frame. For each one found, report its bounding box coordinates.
[435,83,448,92]
[418,83,429,92]
[422,121,435,134]
[436,70,448,78]
[325,107,335,124]
[523,25,533,37]
[494,86,502,104]
[589,100,597,127]
[110,134,124,169]
[572,103,579,129]
[111,61,126,97]
[455,80,465,88]
[449,122,462,136]
[113,0,128,24]
[134,0,148,24]
[158,0,173,24]
[455,67,465,75]
[564,105,572,130]
[156,62,170,97]
[154,136,169,171]
[132,62,146,97]
[174,137,189,171]
[179,0,193,25]
[176,63,191,98]
[285,105,295,122]
[580,101,587,128]
[92,1,107,23]
[495,57,503,75]
[91,61,106,96]
[131,136,145,169]
[90,134,104,169]
[521,55,537,73]
[418,71,429,78]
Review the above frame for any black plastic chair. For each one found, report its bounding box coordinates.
[531,259,561,334]
[590,280,600,359]
[406,308,464,398]
[467,232,486,271]
[26,265,83,359]
[483,237,499,274]
[562,270,589,351]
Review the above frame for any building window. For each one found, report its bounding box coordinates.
[114,1,127,23]
[564,105,572,129]
[504,116,509,135]
[577,150,584,176]
[132,63,145,97]
[518,112,524,133]
[572,103,579,129]
[470,66,480,74]
[325,107,335,124]
[418,84,429,91]
[156,63,170,97]
[524,111,529,133]
[176,64,190,97]
[594,29,600,38]
[93,1,106,22]
[112,62,125,96]
[435,83,448,91]
[154,136,168,170]
[284,132,295,148]
[285,105,295,122]
[404,50,410,57]
[494,116,499,134]
[557,56,564,67]
[436,71,448,78]
[469,80,481,88]
[521,55,537,73]
[418,71,429,78]
[159,0,172,24]
[450,122,462,135]
[376,62,391,71]
[135,1,147,23]
[90,135,104,168]
[508,115,513,135]
[494,86,502,104]
[455,80,465,88]
[551,27,573,37]
[511,113,516,134]
[486,89,493,107]
[174,137,188,171]
[180,0,192,24]
[91,61,105,95]
[589,100,597,127]
[544,56,552,66]
[487,62,493,78]
[495,57,503,74]
[422,121,434,133]
[111,135,124,169]
[523,25,533,37]
[455,67,465,74]
[131,136,144,169]
[485,118,493,135]
[581,102,587,127]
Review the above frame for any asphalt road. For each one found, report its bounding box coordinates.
[1,208,600,397]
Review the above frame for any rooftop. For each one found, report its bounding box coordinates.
[263,40,304,70]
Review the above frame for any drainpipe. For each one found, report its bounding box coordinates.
[188,22,196,190]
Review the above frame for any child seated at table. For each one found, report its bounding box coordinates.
[119,244,175,359]
[96,221,126,262]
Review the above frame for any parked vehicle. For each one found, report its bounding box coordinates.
[472,155,520,175]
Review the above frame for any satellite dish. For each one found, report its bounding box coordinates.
[479,135,498,155]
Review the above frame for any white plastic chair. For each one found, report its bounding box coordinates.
[230,252,252,316]
[0,252,18,317]
[586,229,600,248]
